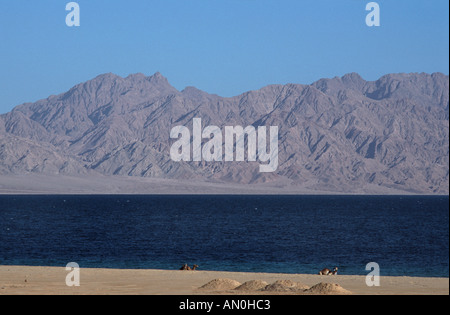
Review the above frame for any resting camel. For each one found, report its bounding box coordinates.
[179,264,199,271]
[319,267,338,275]
[191,264,199,271]
[330,267,338,275]
[180,264,189,270]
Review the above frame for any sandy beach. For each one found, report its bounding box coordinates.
[0,265,448,295]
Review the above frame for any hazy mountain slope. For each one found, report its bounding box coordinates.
[0,72,448,194]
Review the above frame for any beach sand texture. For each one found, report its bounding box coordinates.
[0,266,448,295]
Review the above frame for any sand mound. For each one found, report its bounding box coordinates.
[199,278,242,291]
[262,280,309,292]
[234,280,269,291]
[305,283,352,295]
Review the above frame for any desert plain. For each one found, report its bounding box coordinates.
[0,265,448,295]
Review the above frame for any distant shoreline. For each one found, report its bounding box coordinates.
[1,174,447,196]
[1,192,448,196]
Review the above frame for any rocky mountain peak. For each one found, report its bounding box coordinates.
[0,72,448,194]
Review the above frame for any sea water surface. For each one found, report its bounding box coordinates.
[0,195,448,277]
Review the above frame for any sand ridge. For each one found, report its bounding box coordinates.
[235,280,269,291]
[196,278,348,295]
[305,282,352,295]
[262,280,310,292]
[199,279,242,291]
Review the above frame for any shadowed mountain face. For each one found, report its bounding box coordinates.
[0,72,448,194]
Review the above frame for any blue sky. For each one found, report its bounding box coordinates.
[0,0,448,114]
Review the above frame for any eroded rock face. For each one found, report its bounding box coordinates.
[1,72,448,194]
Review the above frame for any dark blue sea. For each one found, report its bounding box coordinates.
[0,195,448,277]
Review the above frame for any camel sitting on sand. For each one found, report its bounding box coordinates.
[180,264,189,270]
[180,264,199,271]
[190,264,199,271]
[319,267,338,275]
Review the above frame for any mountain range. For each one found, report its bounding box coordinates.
[0,72,448,194]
